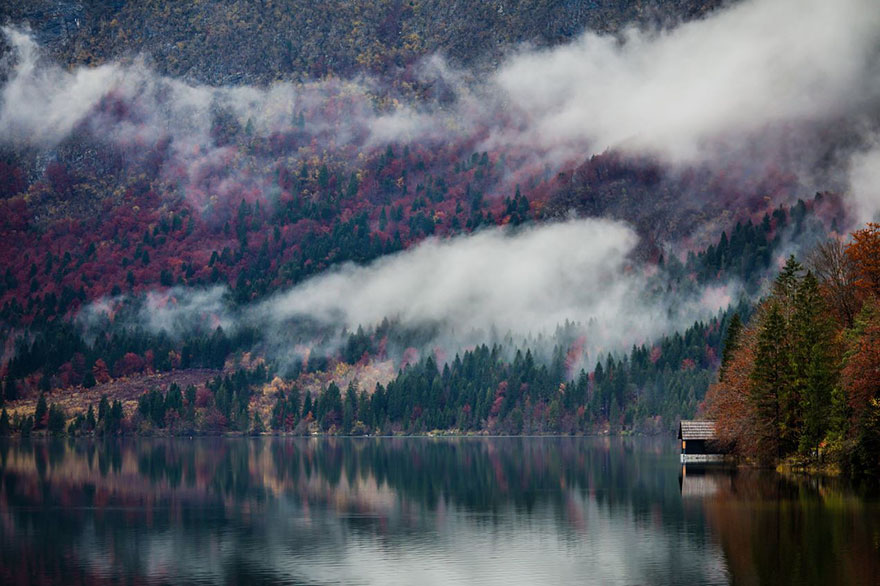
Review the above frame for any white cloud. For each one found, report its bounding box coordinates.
[255,218,735,357]
[492,0,880,164]
[847,145,880,224]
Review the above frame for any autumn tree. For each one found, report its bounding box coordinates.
[808,237,858,328]
[841,299,880,417]
[846,222,880,298]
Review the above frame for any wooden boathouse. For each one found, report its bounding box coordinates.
[678,420,724,463]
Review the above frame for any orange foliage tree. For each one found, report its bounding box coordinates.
[702,317,760,457]
[846,222,880,298]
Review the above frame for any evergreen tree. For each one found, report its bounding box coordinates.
[343,382,357,433]
[20,416,32,437]
[48,403,66,435]
[86,405,96,432]
[791,272,838,457]
[5,379,17,402]
[750,303,792,462]
[319,383,343,430]
[108,400,124,434]
[166,384,184,414]
[302,392,313,419]
[773,255,803,319]
[252,412,265,435]
[271,391,287,430]
[98,394,110,422]
[0,408,10,436]
[719,313,743,382]
[34,393,48,429]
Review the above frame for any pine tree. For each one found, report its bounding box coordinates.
[86,405,96,432]
[0,408,10,436]
[271,391,286,430]
[111,400,124,433]
[773,255,803,319]
[98,394,110,423]
[20,416,32,437]
[48,403,66,435]
[5,379,17,402]
[343,382,357,433]
[302,392,313,419]
[719,313,743,382]
[34,393,48,430]
[791,272,838,457]
[252,412,265,435]
[750,303,792,462]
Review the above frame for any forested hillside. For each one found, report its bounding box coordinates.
[1,0,723,83]
[0,0,877,477]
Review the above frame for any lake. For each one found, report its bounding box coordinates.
[0,437,878,585]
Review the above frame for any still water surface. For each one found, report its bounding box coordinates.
[1,437,878,585]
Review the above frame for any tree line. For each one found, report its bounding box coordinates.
[705,223,880,477]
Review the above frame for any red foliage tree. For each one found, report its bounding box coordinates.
[842,299,880,415]
[93,359,111,384]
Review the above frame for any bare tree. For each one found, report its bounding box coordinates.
[807,237,858,328]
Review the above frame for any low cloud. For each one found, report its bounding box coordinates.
[76,219,742,366]
[253,218,738,359]
[492,0,880,165]
[847,145,880,224]
[5,1,880,219]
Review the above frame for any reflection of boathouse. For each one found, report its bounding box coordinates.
[678,420,724,463]
[679,464,735,497]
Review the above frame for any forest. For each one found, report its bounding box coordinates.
[0,0,877,483]
[705,223,880,476]
[0,193,820,440]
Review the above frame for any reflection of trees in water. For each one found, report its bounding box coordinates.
[2,438,878,585]
[688,467,880,586]
[1,437,696,520]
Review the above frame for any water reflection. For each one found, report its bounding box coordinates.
[0,437,877,585]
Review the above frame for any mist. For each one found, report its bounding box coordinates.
[6,0,880,373]
[4,0,880,218]
[848,145,880,223]
[492,0,880,163]
[254,217,742,363]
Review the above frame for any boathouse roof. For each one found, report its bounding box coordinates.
[678,420,716,441]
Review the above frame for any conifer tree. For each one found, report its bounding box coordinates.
[0,408,10,436]
[343,382,357,433]
[34,393,48,429]
[302,392,313,419]
[791,272,838,456]
[773,255,803,319]
[252,412,265,435]
[750,303,791,462]
[86,405,96,432]
[48,403,66,435]
[719,313,743,382]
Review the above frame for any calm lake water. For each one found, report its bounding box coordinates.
[1,437,878,585]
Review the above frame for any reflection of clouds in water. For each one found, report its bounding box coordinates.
[66,486,729,584]
[269,498,729,586]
